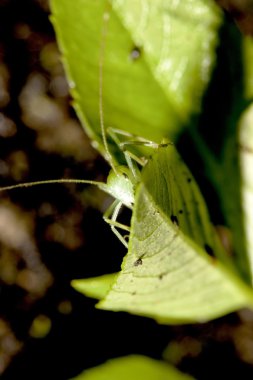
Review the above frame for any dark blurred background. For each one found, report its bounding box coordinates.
[0,0,253,379]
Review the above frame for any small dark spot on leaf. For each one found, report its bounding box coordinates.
[187,178,192,183]
[130,46,142,61]
[160,142,169,148]
[204,243,215,257]
[159,274,164,280]
[134,258,142,266]
[171,215,179,226]
[179,209,183,214]
[132,292,136,296]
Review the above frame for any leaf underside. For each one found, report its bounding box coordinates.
[98,146,253,323]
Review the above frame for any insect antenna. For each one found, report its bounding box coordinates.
[0,6,116,193]
[0,179,106,192]
[99,4,118,175]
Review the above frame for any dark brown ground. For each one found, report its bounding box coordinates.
[0,1,253,379]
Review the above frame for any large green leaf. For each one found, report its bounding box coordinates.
[50,0,222,162]
[243,36,253,99]
[189,28,253,285]
[70,355,194,380]
[98,145,253,323]
[238,103,253,283]
[51,0,253,323]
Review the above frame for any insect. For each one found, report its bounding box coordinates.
[0,9,170,249]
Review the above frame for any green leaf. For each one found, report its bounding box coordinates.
[189,26,253,284]
[243,36,253,99]
[50,0,222,161]
[70,355,194,380]
[98,145,253,323]
[239,103,253,283]
[71,273,117,299]
[239,43,253,280]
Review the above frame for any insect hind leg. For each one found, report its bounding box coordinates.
[103,199,130,248]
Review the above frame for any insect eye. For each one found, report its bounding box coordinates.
[117,165,131,179]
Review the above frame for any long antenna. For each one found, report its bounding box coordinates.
[0,179,106,192]
[99,4,117,174]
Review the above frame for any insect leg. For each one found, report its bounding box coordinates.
[103,199,130,248]
[120,139,174,177]
[107,127,173,171]
[106,128,148,179]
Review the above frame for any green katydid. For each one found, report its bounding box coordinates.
[0,9,171,249]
